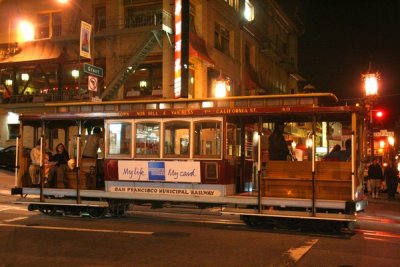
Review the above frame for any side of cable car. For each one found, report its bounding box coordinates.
[11,94,368,230]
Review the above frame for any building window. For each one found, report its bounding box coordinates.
[8,124,19,140]
[94,6,106,32]
[36,12,61,39]
[189,4,196,33]
[125,63,162,97]
[224,0,239,11]
[244,0,254,22]
[214,22,230,56]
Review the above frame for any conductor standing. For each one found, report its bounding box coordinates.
[268,122,289,160]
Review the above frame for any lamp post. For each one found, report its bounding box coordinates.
[362,67,380,164]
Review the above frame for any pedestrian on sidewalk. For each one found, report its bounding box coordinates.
[384,160,399,200]
[368,158,383,199]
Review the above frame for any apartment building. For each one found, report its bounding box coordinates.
[0,0,303,147]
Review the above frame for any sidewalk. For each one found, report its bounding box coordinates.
[0,168,16,197]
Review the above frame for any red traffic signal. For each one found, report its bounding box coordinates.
[375,110,383,118]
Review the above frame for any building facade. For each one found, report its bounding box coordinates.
[0,0,303,148]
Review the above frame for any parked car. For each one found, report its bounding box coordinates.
[0,146,31,170]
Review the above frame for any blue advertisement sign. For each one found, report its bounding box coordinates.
[148,161,165,181]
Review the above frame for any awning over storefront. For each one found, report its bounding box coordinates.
[0,40,62,66]
[189,32,214,66]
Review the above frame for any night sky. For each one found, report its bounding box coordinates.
[291,0,400,127]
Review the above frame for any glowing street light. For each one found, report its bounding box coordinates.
[363,72,379,97]
[215,72,228,98]
[21,73,29,81]
[362,65,380,163]
[5,79,13,86]
[215,79,227,98]
[71,69,80,79]
[17,20,34,42]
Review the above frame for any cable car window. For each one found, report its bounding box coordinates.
[164,121,190,157]
[108,122,132,156]
[135,122,160,156]
[194,121,221,157]
[226,123,237,157]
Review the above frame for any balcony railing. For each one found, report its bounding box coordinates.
[125,9,163,28]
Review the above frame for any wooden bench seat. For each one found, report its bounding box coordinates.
[55,158,97,189]
[262,161,352,200]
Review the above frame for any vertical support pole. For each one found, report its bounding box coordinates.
[39,121,45,202]
[15,135,20,187]
[311,117,316,216]
[257,116,262,213]
[76,121,82,204]
[239,118,245,193]
[369,102,374,163]
[351,133,355,201]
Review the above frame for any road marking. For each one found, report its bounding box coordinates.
[0,223,154,235]
[288,238,319,262]
[3,216,28,223]
[279,238,319,266]
[0,204,29,212]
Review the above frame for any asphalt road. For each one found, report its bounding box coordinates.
[1,168,400,267]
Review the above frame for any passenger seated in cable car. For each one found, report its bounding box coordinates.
[29,140,52,187]
[338,139,351,161]
[47,143,70,188]
[323,144,341,161]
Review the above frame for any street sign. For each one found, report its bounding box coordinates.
[88,75,98,92]
[83,63,103,77]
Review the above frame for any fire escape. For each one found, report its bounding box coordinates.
[100,10,172,101]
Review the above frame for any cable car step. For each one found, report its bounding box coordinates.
[14,198,109,207]
[222,207,356,222]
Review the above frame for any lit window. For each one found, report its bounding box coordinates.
[135,122,160,157]
[194,121,221,157]
[164,121,190,158]
[224,0,239,10]
[36,12,61,39]
[244,0,254,22]
[108,122,132,156]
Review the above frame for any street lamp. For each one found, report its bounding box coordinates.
[215,71,228,98]
[362,67,380,163]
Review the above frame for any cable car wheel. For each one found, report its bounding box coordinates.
[38,205,56,216]
[87,207,107,218]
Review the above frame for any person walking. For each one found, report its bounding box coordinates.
[384,160,398,200]
[368,159,383,199]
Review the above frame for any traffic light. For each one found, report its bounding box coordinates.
[375,110,384,119]
[373,109,385,128]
